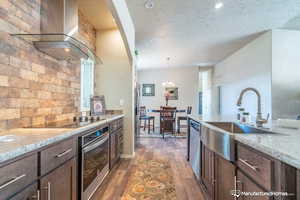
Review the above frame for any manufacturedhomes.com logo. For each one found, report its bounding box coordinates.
[231,190,293,199]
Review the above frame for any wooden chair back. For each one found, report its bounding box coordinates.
[160,107,177,137]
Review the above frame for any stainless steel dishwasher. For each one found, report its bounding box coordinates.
[188,119,201,180]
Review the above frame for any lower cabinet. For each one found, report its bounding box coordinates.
[110,128,122,169]
[236,170,270,200]
[198,142,299,200]
[201,144,236,200]
[9,182,39,200]
[110,130,118,168]
[201,145,215,199]
[40,158,77,200]
[214,155,235,200]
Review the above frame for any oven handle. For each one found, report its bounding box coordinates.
[83,135,109,152]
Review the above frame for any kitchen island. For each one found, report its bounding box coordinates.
[187,115,300,200]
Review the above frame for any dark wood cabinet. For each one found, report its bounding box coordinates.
[237,143,273,191]
[0,154,38,200]
[109,119,123,169]
[110,128,122,169]
[116,128,122,159]
[40,158,76,200]
[214,154,235,200]
[40,138,76,176]
[201,144,215,199]
[236,170,270,200]
[110,130,118,168]
[200,145,236,200]
[9,182,39,200]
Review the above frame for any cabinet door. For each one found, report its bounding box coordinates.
[201,145,215,199]
[118,128,123,155]
[40,158,76,200]
[236,170,270,200]
[110,131,117,168]
[214,155,235,200]
[115,129,120,160]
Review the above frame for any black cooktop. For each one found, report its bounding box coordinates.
[26,116,105,128]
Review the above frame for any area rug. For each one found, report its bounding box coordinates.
[121,158,177,200]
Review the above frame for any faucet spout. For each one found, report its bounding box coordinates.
[237,88,268,127]
[237,87,261,115]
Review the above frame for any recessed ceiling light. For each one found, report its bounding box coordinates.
[215,2,223,9]
[145,0,154,9]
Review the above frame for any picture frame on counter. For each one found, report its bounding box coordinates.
[90,95,106,115]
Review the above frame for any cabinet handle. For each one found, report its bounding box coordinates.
[31,190,40,200]
[55,148,72,158]
[43,182,51,200]
[239,158,258,171]
[46,182,51,200]
[0,174,26,191]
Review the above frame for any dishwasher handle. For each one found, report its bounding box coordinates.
[190,121,200,132]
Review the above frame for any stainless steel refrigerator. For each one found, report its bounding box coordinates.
[134,83,140,148]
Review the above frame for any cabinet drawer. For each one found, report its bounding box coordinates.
[237,143,273,190]
[40,138,76,176]
[110,119,123,132]
[237,170,270,200]
[9,182,38,200]
[0,154,38,200]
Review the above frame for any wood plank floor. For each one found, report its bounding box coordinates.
[91,138,205,200]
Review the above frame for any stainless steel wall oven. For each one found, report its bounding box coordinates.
[79,126,109,200]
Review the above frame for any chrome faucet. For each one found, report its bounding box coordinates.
[236,88,269,127]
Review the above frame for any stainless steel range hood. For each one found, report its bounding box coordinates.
[11,0,101,64]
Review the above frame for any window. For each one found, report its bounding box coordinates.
[80,59,94,111]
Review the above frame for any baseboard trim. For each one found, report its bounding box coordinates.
[121,152,135,159]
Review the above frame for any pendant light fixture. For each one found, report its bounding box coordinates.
[162,57,175,87]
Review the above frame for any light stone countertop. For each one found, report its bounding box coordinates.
[188,114,300,169]
[0,114,124,164]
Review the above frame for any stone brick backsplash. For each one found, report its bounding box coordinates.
[0,0,96,130]
[78,10,97,51]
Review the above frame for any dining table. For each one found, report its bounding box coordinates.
[148,109,186,113]
[147,109,187,136]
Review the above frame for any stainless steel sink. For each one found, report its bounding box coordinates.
[205,122,272,134]
[201,122,274,161]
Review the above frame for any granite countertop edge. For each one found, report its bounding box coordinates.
[0,114,124,164]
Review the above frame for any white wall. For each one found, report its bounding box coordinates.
[272,29,300,119]
[213,32,272,121]
[95,29,134,157]
[138,67,199,125]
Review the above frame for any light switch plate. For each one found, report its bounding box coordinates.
[120,99,124,106]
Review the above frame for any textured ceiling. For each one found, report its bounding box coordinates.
[79,0,117,30]
[125,0,300,70]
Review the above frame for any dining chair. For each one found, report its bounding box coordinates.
[160,106,177,139]
[139,106,155,134]
[177,106,192,134]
